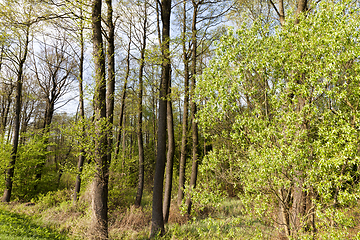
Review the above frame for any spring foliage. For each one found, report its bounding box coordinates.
[197,0,360,235]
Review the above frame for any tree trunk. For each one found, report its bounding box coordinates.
[74,13,86,204]
[91,0,108,237]
[150,0,171,237]
[177,0,190,206]
[2,25,30,202]
[106,0,115,166]
[135,3,147,207]
[186,1,199,215]
[163,79,175,223]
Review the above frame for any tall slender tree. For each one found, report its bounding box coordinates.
[74,8,86,204]
[135,0,148,208]
[91,0,108,237]
[177,0,190,206]
[150,0,171,237]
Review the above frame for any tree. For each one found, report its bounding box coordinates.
[177,0,190,206]
[150,0,171,237]
[163,76,175,222]
[135,0,148,208]
[73,6,87,204]
[31,35,76,184]
[184,0,231,215]
[91,0,108,237]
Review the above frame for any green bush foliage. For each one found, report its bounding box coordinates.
[196,0,360,237]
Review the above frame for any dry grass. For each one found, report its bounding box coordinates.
[108,205,151,239]
[167,204,189,225]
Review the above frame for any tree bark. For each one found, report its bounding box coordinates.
[177,0,190,206]
[150,0,171,237]
[135,2,147,207]
[106,0,115,166]
[2,25,30,203]
[163,79,175,223]
[91,0,108,237]
[186,1,199,215]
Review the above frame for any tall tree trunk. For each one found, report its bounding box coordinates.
[150,0,171,237]
[74,12,86,204]
[177,0,190,206]
[163,79,175,223]
[135,3,147,207]
[2,25,30,202]
[106,0,115,166]
[186,1,199,215]
[91,0,108,237]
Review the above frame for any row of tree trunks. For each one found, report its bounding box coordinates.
[2,25,30,203]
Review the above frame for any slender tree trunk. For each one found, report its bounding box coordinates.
[177,0,190,206]
[2,25,30,203]
[106,0,115,166]
[186,2,199,215]
[91,0,108,237]
[74,13,86,204]
[150,0,171,237]
[122,116,126,168]
[135,3,147,207]
[163,79,175,223]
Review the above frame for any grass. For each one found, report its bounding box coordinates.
[0,193,275,240]
[109,198,274,240]
[0,206,69,240]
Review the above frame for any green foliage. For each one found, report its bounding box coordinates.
[196,0,360,235]
[0,137,11,191]
[36,189,72,210]
[12,131,54,200]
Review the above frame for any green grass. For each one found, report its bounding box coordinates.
[0,208,69,240]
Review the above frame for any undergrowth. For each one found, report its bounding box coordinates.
[5,189,360,239]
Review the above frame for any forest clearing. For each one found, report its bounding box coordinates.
[1,0,360,239]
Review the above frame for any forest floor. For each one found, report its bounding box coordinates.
[0,189,274,239]
[0,206,67,239]
[2,189,360,239]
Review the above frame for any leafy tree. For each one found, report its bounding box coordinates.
[197,1,360,237]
